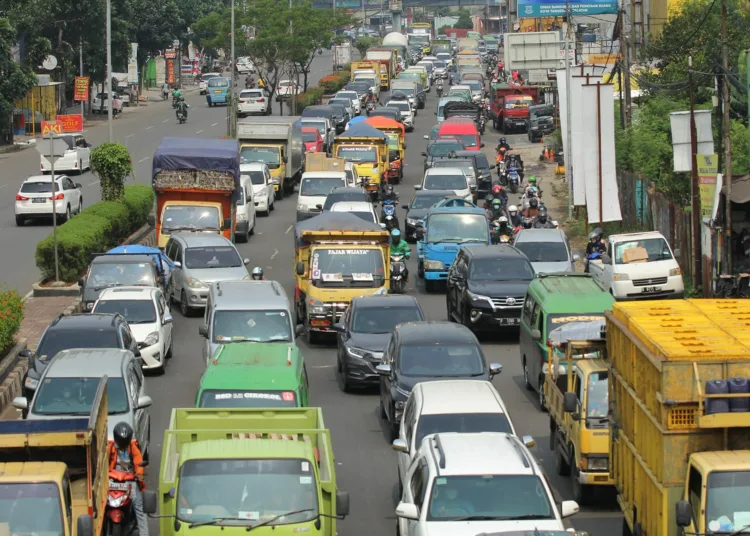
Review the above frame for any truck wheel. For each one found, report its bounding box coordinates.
[572,468,593,505]
[276,186,284,200]
[538,376,547,412]
[523,359,533,391]
[425,280,437,293]
[555,446,571,476]
[549,418,557,450]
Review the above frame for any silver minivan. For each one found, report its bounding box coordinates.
[198,280,303,364]
[165,234,250,316]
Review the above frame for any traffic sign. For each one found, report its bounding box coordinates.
[41,121,62,136]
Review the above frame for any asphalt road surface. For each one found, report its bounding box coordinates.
[134,76,623,535]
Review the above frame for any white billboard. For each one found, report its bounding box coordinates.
[669,110,714,173]
[503,32,562,71]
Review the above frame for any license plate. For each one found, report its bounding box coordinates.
[214,90,221,94]
[642,286,662,293]
[32,198,46,203]
[109,482,130,491]
[498,317,519,325]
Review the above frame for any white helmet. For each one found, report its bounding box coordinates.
[499,216,508,224]
[508,205,518,214]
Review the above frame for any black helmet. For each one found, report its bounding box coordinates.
[499,137,506,145]
[529,198,539,209]
[485,194,494,205]
[113,422,134,449]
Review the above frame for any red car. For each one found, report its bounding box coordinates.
[302,127,324,154]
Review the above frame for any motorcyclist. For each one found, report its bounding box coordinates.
[161,82,170,100]
[483,194,495,212]
[245,75,253,89]
[172,86,182,100]
[382,185,398,204]
[251,267,264,280]
[176,96,189,121]
[505,153,524,179]
[533,207,556,229]
[524,176,538,197]
[390,229,410,281]
[108,422,148,536]
[585,229,607,272]
[496,137,511,153]
[507,204,522,228]
[489,198,505,221]
[436,78,444,97]
[491,184,508,207]
[494,216,513,240]
[523,197,540,219]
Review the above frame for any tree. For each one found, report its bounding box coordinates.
[354,37,377,59]
[90,142,133,201]
[453,9,473,29]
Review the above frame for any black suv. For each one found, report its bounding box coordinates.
[446,245,535,332]
[422,138,466,172]
[376,321,502,440]
[21,313,140,402]
[79,253,164,312]
[526,104,555,142]
[453,150,495,198]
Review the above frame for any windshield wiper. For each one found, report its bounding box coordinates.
[452,515,517,521]
[93,283,122,291]
[246,509,315,532]
[499,514,552,520]
[189,517,253,528]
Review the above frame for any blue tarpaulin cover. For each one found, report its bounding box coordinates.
[336,122,386,140]
[152,137,241,194]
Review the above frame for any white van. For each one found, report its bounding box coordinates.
[296,171,347,221]
[235,174,257,242]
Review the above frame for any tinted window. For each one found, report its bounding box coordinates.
[184,246,242,269]
[323,191,368,210]
[36,328,120,361]
[352,306,423,334]
[240,146,280,168]
[243,171,266,186]
[301,131,319,142]
[346,211,376,222]
[21,182,59,193]
[388,102,410,112]
[33,377,129,415]
[300,177,346,196]
[470,258,534,280]
[93,299,156,324]
[445,134,479,148]
[415,413,512,446]
[429,141,465,156]
[514,241,569,263]
[399,344,484,376]
[473,153,490,169]
[212,310,292,343]
[424,174,467,191]
[239,90,263,99]
[330,99,350,108]
[411,194,448,209]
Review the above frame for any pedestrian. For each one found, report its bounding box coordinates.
[112,94,123,118]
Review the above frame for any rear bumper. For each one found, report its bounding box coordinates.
[578,470,615,487]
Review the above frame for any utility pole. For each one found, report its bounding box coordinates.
[564,0,573,220]
[721,0,733,273]
[623,35,632,125]
[229,0,236,137]
[106,0,113,142]
[79,39,85,118]
[688,56,702,288]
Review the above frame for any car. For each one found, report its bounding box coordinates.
[526,103,555,142]
[430,158,479,189]
[368,107,401,123]
[393,380,516,488]
[199,72,221,94]
[235,56,255,74]
[79,253,165,311]
[14,348,154,459]
[327,103,350,133]
[394,432,579,534]
[384,100,415,131]
[301,127,325,154]
[296,171,348,221]
[165,234,250,316]
[344,81,371,104]
[92,287,173,373]
[334,295,425,391]
[334,90,362,115]
[462,79,485,103]
[329,98,355,122]
[330,201,379,224]
[432,60,449,79]
[20,312,140,402]
[402,189,455,242]
[417,167,473,201]
[276,79,300,100]
[321,186,369,211]
[376,321,502,439]
[353,75,380,98]
[206,76,231,106]
[437,117,483,150]
[453,150,495,197]
[300,117,335,152]
[513,228,579,274]
[240,162,275,215]
[92,92,118,113]
[301,106,338,134]
[39,133,92,175]
[15,174,83,226]
[424,124,440,143]
[237,89,270,117]
[422,138,466,171]
[446,245,535,332]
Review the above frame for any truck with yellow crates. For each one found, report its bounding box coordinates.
[543,323,614,506]
[606,299,750,536]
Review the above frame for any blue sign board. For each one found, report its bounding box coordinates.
[517,0,617,16]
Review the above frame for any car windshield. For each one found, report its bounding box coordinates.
[88,262,156,289]
[399,73,420,80]
[352,306,423,334]
[433,161,474,177]
[35,329,120,362]
[464,81,482,91]
[705,470,750,531]
[346,211,376,222]
[184,246,243,269]
[202,73,220,81]
[21,181,59,193]
[323,192,367,210]
[434,61,447,68]
[336,146,378,163]
[470,258,533,280]
[208,78,229,87]
[399,344,484,376]
[429,142,465,156]
[546,314,607,337]
[0,482,64,535]
[424,174,467,191]
[176,459,318,526]
[415,413,512,446]
[586,371,609,419]
[242,171,266,186]
[311,248,385,288]
[427,474,554,521]
[33,377,129,415]
[300,177,346,196]
[301,131,319,143]
[388,102,410,112]
[239,90,262,99]
[301,120,327,136]
[240,146,281,168]
[412,194,447,209]
[93,299,156,324]
[330,99,349,108]
[427,214,487,243]
[199,390,298,408]
[212,310,292,343]
[162,205,221,232]
[515,241,569,263]
[445,134,478,148]
[614,237,674,263]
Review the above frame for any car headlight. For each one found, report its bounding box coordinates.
[297,204,308,211]
[271,177,280,185]
[583,456,608,472]
[186,278,207,289]
[236,212,247,221]
[613,273,630,281]
[346,346,368,359]
[143,332,160,347]
[256,190,267,198]
[24,376,39,390]
[669,268,681,276]
[423,259,445,270]
[308,298,327,315]
[467,290,493,306]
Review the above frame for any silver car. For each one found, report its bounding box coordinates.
[164,234,250,316]
[14,348,153,458]
[513,228,580,274]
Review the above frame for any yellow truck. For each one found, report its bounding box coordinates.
[365,48,398,89]
[544,333,613,506]
[294,214,390,343]
[606,299,750,536]
[350,60,382,87]
[332,123,388,201]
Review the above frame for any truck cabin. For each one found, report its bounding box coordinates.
[240,144,284,173]
[501,94,534,112]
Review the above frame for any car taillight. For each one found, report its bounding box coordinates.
[239,99,246,103]
[16,194,29,201]
[257,98,265,102]
[49,193,64,200]
[73,160,78,168]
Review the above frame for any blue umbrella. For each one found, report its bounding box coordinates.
[345,115,368,131]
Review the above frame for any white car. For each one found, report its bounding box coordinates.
[417,167,473,201]
[276,79,301,100]
[92,92,118,113]
[235,57,255,74]
[334,90,362,115]
[15,174,83,226]
[330,201,379,224]
[354,75,380,99]
[395,432,579,535]
[240,162,275,215]
[92,287,174,372]
[237,89,270,117]
[200,72,221,95]
[40,133,92,174]
[385,100,415,131]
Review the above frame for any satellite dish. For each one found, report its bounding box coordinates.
[42,55,58,70]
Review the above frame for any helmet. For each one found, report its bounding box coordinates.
[491,198,502,208]
[529,198,539,209]
[508,204,518,214]
[484,195,494,205]
[499,137,507,145]
[386,185,394,195]
[251,267,263,280]
[499,216,508,225]
[391,229,401,239]
[528,176,537,184]
[491,185,502,195]
[113,422,134,450]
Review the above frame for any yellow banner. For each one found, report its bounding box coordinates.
[585,54,621,64]
[697,154,718,219]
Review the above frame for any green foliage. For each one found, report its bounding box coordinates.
[295,87,324,112]
[453,9,473,29]
[0,289,24,355]
[354,37,378,59]
[730,119,750,176]
[35,185,155,282]
[318,71,350,93]
[437,25,452,35]
[90,143,134,202]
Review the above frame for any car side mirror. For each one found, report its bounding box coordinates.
[136,395,153,410]
[77,278,85,287]
[336,491,350,517]
[243,258,250,265]
[133,349,141,358]
[76,515,94,536]
[223,218,232,230]
[421,151,427,156]
[19,348,32,360]
[12,397,28,410]
[522,435,536,448]
[563,391,578,413]
[489,363,502,377]
[674,248,681,257]
[414,185,422,190]
[470,185,477,191]
[163,312,173,324]
[147,214,155,227]
[573,253,581,261]
[531,329,542,341]
[376,364,391,376]
[172,261,181,268]
[316,204,323,210]
[402,205,409,210]
[676,500,692,527]
[561,501,579,519]
[75,183,83,189]
[282,156,288,164]
[480,143,485,148]
[295,324,304,337]
[333,323,345,333]
[296,262,306,276]
[142,490,158,515]
[392,439,408,452]
[198,325,208,338]
[396,502,419,521]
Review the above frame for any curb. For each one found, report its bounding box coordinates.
[0,340,28,419]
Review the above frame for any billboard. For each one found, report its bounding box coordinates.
[518,0,617,17]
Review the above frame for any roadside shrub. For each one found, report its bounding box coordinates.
[295,87,324,112]
[0,290,24,355]
[35,185,155,282]
[319,76,341,93]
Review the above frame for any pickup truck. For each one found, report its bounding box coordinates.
[589,231,684,300]
[489,84,539,133]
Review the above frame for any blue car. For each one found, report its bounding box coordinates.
[205,76,230,106]
[416,206,490,292]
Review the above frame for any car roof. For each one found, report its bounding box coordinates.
[430,137,462,144]
[47,313,120,331]
[174,233,234,247]
[514,228,567,243]
[202,344,302,390]
[330,201,374,212]
[432,158,474,166]
[352,294,422,309]
[528,273,614,311]
[413,189,455,198]
[330,187,366,194]
[96,287,159,301]
[210,280,288,311]
[302,171,347,178]
[463,244,525,260]
[423,432,537,476]
[240,162,268,171]
[91,254,155,265]
[416,380,505,415]
[45,349,131,378]
[395,321,477,346]
[425,167,466,175]
[427,206,485,217]
[24,175,65,183]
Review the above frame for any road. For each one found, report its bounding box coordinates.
[133,78,623,535]
[0,51,340,294]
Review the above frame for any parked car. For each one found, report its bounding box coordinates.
[15,174,83,226]
[276,79,301,100]
[39,134,92,175]
[237,89,270,117]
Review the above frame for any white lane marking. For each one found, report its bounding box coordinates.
[311,365,335,368]
[0,184,8,190]
[138,157,149,163]
[285,225,293,234]
[211,122,218,127]
[125,134,135,139]
[89,180,100,186]
[270,249,278,260]
[145,126,153,130]
[195,129,204,134]
[162,119,169,123]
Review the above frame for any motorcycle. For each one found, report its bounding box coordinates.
[106,469,139,536]
[436,85,443,98]
[171,97,179,109]
[478,116,486,135]
[496,160,506,181]
[491,222,513,244]
[381,199,399,231]
[390,254,407,294]
[366,101,376,115]
[177,110,187,124]
[507,168,521,193]
[585,251,602,273]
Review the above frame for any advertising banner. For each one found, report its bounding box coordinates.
[518,0,617,17]
[128,43,138,84]
[57,114,84,133]
[697,154,718,219]
[41,121,62,136]
[166,59,175,84]
[73,76,90,102]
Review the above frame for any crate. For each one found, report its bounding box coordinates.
[689,299,750,314]
[611,301,700,329]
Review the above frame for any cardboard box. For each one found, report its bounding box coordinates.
[621,246,649,264]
